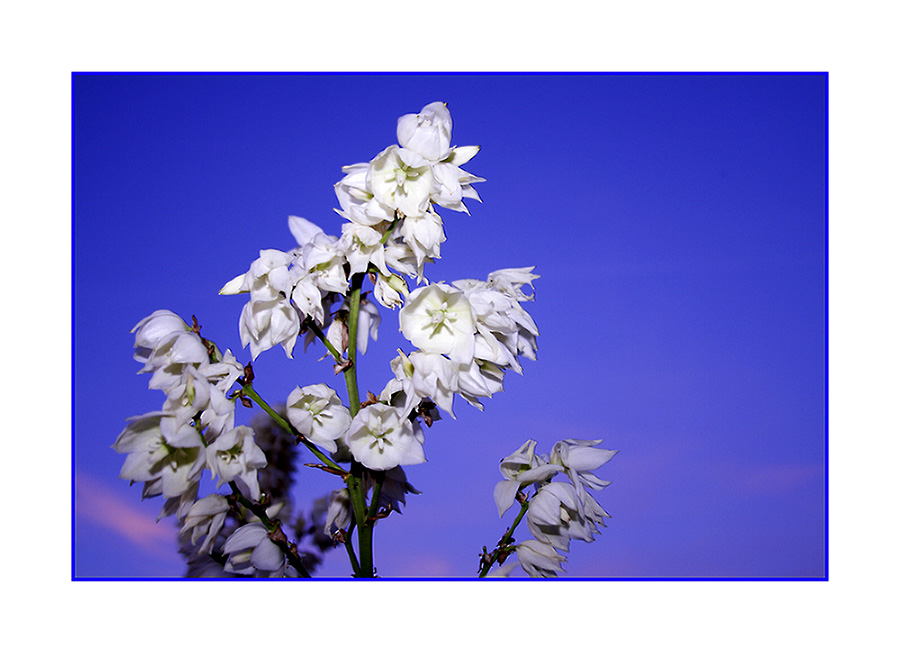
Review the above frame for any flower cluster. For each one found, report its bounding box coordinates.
[114,102,616,579]
[114,310,258,506]
[489,438,617,578]
[220,102,484,362]
[113,310,302,576]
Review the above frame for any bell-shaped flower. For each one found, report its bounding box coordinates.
[299,231,349,295]
[161,365,212,431]
[487,266,539,300]
[493,439,563,517]
[157,480,198,522]
[357,297,381,355]
[526,482,599,552]
[338,222,390,277]
[515,539,567,578]
[383,230,425,282]
[346,404,426,471]
[372,273,408,310]
[131,310,192,364]
[285,384,351,454]
[140,330,209,391]
[323,489,352,536]
[398,208,446,268]
[579,487,613,529]
[180,494,229,555]
[205,425,267,501]
[550,438,617,495]
[388,349,459,418]
[431,160,485,214]
[456,359,505,410]
[222,522,287,576]
[334,163,395,227]
[196,349,243,439]
[453,270,540,373]
[399,283,476,364]
[290,270,326,326]
[396,101,453,162]
[239,297,301,360]
[368,145,434,218]
[229,249,295,303]
[113,412,205,500]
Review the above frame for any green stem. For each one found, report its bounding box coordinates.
[379,216,400,245]
[341,272,378,577]
[344,274,364,417]
[305,319,344,362]
[340,531,361,577]
[479,498,530,578]
[366,471,385,521]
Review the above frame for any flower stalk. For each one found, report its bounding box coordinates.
[478,496,529,578]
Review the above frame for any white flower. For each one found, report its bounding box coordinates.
[431,159,484,214]
[346,404,426,471]
[486,561,519,578]
[285,384,351,454]
[488,266,539,300]
[157,481,198,522]
[398,208,446,268]
[378,227,419,280]
[493,439,562,517]
[222,523,286,576]
[452,269,540,373]
[357,297,381,355]
[323,489,352,536]
[372,273,408,310]
[515,540,567,578]
[197,349,243,439]
[338,222,390,276]
[113,412,205,500]
[399,283,476,364]
[131,310,191,364]
[456,359,505,410]
[335,163,395,227]
[180,494,229,555]
[206,425,267,501]
[388,349,459,418]
[299,231,348,295]
[396,101,453,162]
[161,365,212,430]
[139,330,209,390]
[367,145,434,218]
[245,249,295,302]
[550,438,617,495]
[239,297,301,360]
[290,271,326,325]
[526,482,598,552]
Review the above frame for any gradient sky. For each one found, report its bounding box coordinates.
[73,73,826,579]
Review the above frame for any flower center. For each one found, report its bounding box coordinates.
[218,442,244,464]
[426,301,456,334]
[368,417,395,453]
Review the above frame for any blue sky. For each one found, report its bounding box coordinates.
[73,73,826,579]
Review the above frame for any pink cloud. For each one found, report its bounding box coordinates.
[711,461,824,496]
[76,472,181,562]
